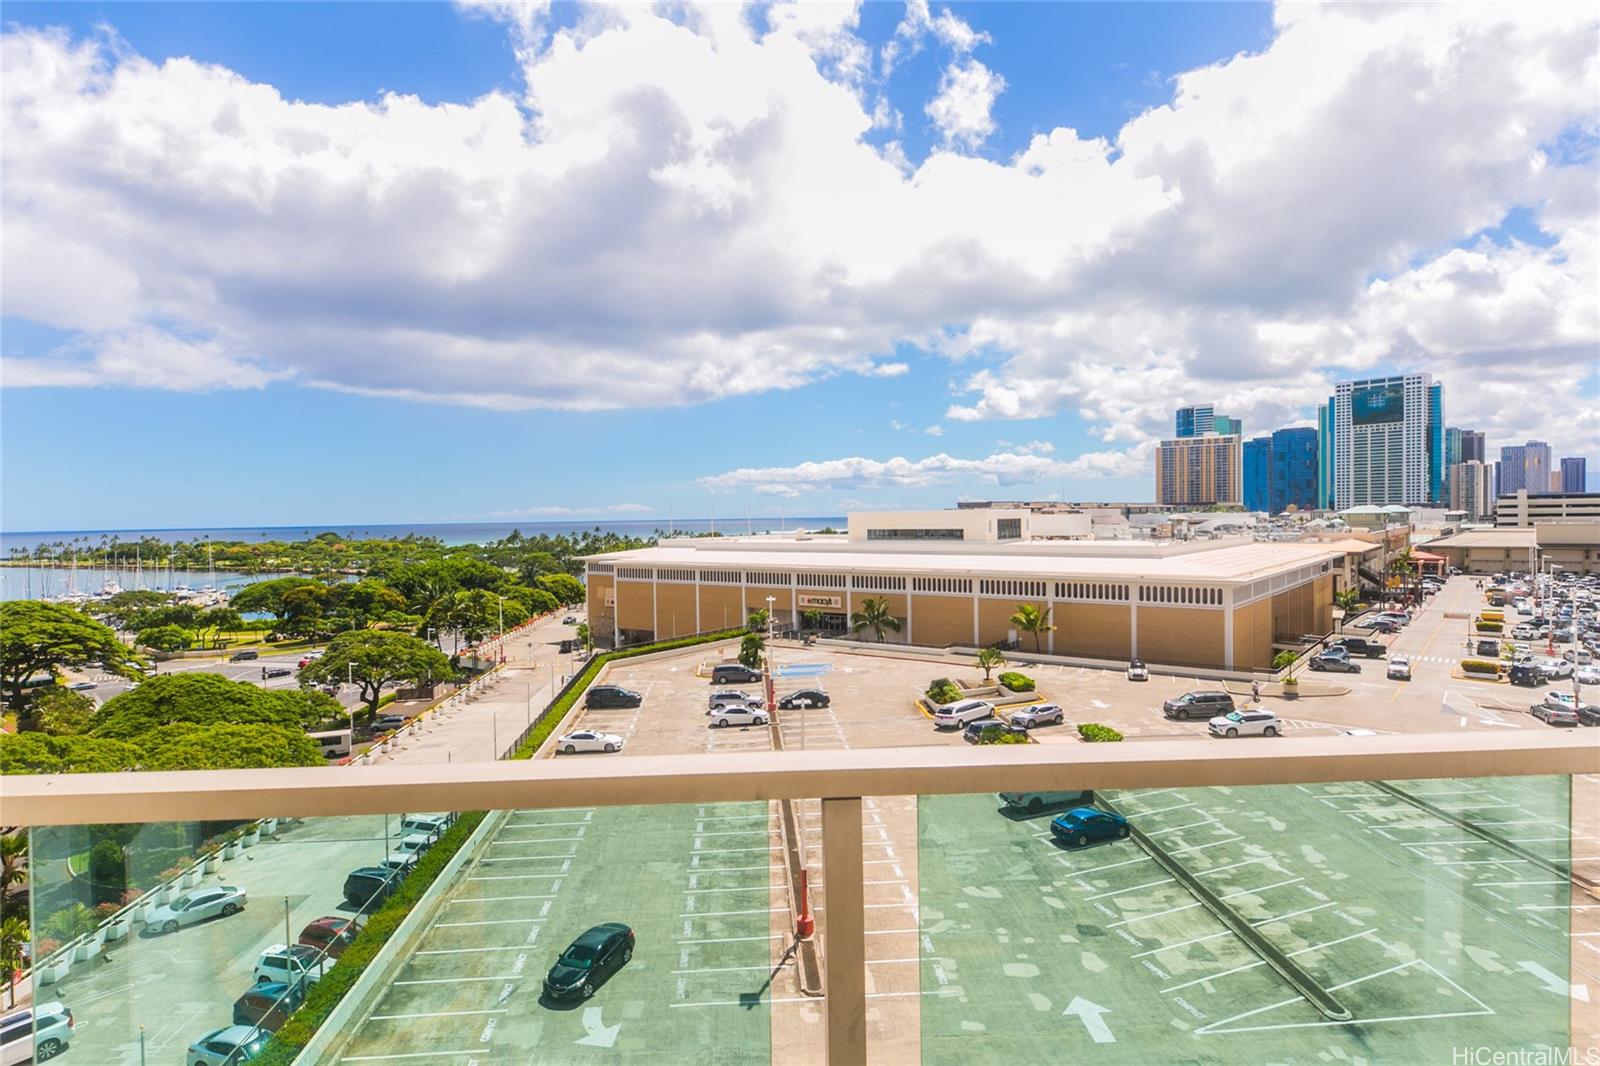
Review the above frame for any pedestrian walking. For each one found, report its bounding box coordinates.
[1251,679,1262,704]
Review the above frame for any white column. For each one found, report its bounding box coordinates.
[972,592,980,646]
[905,587,914,646]
[1223,587,1235,670]
[694,572,702,634]
[1129,585,1139,658]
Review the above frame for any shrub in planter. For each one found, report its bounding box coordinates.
[1475,621,1503,633]
[997,671,1035,693]
[977,726,1030,745]
[925,678,963,705]
[1077,723,1123,743]
[1271,650,1299,670]
[1460,659,1502,675]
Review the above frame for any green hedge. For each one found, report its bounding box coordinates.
[978,726,1029,745]
[1078,723,1123,743]
[256,811,486,1065]
[997,671,1035,692]
[1460,659,1502,674]
[1475,621,1504,633]
[511,629,746,760]
[925,677,963,705]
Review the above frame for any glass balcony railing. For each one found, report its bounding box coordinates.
[7,734,1597,1065]
[917,776,1588,1063]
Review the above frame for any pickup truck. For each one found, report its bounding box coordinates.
[1328,637,1386,659]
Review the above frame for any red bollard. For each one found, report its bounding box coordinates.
[795,868,815,939]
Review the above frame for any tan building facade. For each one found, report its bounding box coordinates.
[584,535,1338,673]
[1155,434,1242,507]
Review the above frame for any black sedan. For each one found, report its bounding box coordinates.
[962,718,1030,744]
[777,689,830,709]
[544,923,634,1001]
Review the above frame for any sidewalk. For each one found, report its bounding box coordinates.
[363,613,578,764]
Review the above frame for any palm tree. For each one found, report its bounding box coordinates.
[0,833,26,926]
[849,597,902,642]
[976,646,1006,681]
[746,607,770,634]
[1335,587,1361,613]
[0,916,27,1008]
[1010,603,1055,652]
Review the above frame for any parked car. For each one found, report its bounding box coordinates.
[1,1002,73,1064]
[262,666,292,679]
[372,714,408,731]
[252,944,332,990]
[1126,660,1149,682]
[931,699,995,729]
[342,867,398,909]
[1386,656,1412,681]
[188,1024,268,1065]
[963,718,1030,743]
[557,730,625,754]
[297,916,362,960]
[708,706,769,728]
[1049,807,1130,848]
[1575,665,1600,686]
[1564,648,1594,665]
[563,616,578,625]
[398,813,455,836]
[146,885,248,934]
[708,689,756,708]
[1531,702,1580,727]
[1535,658,1573,681]
[1010,704,1065,729]
[1162,691,1235,721]
[1209,710,1282,738]
[711,664,762,685]
[393,833,435,859]
[998,790,1093,814]
[777,689,830,709]
[1509,663,1542,687]
[543,923,635,1000]
[1539,690,1579,713]
[232,980,304,1031]
[585,685,642,709]
[1309,654,1360,673]
[66,680,96,691]
[297,652,323,668]
[1328,637,1386,658]
[229,650,259,662]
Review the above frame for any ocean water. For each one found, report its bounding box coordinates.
[0,517,845,554]
[0,517,845,600]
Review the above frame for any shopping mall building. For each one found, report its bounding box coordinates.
[584,510,1354,672]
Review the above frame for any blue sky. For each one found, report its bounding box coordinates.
[2,2,1594,530]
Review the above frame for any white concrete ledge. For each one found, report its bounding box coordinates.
[4,732,1596,827]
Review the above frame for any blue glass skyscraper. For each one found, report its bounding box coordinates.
[1243,437,1271,512]
[1270,427,1319,513]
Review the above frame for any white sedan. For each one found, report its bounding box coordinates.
[556,730,624,754]
[1575,665,1600,686]
[145,885,248,934]
[708,706,769,728]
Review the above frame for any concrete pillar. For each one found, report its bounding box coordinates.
[822,796,866,1066]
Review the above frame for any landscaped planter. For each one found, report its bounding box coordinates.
[161,882,183,903]
[72,929,106,962]
[184,867,204,888]
[104,918,130,942]
[242,829,261,847]
[36,958,71,985]
[223,841,241,860]
[137,900,160,924]
[263,818,279,836]
[204,854,220,874]
[1281,684,1300,701]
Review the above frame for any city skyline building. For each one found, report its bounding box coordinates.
[1243,437,1271,512]
[1213,415,1243,438]
[1155,434,1242,507]
[1333,373,1443,507]
[1174,404,1214,438]
[1449,460,1496,520]
[1499,440,1552,495]
[1316,398,1335,510]
[1561,457,1588,493]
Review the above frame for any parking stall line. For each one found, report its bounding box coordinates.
[449,893,557,903]
[676,934,785,945]
[1142,818,1220,836]
[1084,877,1175,901]
[394,975,527,986]
[341,1051,491,1062]
[416,944,538,954]
[435,918,547,929]
[369,1009,509,1022]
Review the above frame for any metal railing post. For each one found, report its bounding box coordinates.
[821,796,867,1066]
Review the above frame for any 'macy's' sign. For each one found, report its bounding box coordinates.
[797,594,842,609]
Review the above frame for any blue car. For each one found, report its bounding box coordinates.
[1049,807,1130,848]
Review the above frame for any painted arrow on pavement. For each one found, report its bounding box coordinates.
[1063,996,1115,1043]
[1517,960,1591,1002]
[576,1005,622,1048]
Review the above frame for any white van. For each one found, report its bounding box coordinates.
[307,728,351,759]
[932,699,994,729]
[398,813,453,837]
[999,790,1093,814]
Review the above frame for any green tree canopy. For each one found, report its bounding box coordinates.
[297,630,452,717]
[228,576,324,624]
[136,623,193,652]
[91,673,337,738]
[137,723,324,771]
[0,733,145,774]
[534,573,585,606]
[34,686,98,735]
[0,601,129,709]
[326,580,408,631]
